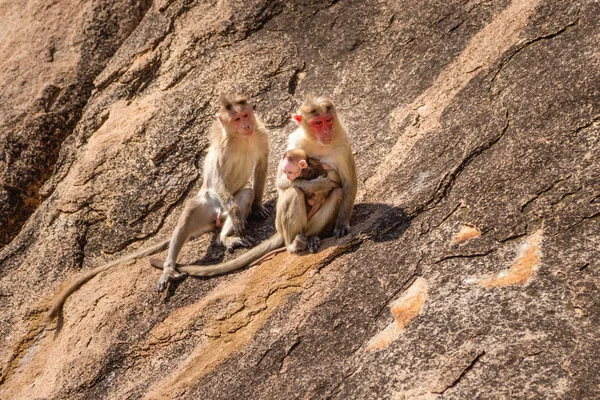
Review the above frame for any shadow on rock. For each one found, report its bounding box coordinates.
[351,202,411,242]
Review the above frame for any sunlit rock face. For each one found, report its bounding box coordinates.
[1,1,598,399]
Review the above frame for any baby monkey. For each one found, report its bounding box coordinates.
[281,149,340,220]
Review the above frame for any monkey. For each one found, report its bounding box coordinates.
[154,93,270,291]
[148,95,357,277]
[213,149,340,268]
[281,148,340,220]
[44,94,269,322]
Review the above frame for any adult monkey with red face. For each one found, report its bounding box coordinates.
[45,94,269,322]
[148,95,357,276]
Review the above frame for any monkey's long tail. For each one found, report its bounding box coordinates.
[149,234,284,277]
[44,239,170,323]
[248,246,287,267]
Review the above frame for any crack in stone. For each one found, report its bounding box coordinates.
[490,18,580,92]
[572,114,600,135]
[278,336,301,373]
[520,176,571,212]
[420,108,512,214]
[287,62,306,96]
[374,272,421,319]
[434,248,496,264]
[432,350,485,394]
[325,366,361,399]
[564,210,600,232]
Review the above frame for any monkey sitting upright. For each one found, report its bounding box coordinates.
[44,94,270,323]
[148,95,356,277]
[281,149,340,220]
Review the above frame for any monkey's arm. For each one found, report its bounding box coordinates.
[276,170,337,194]
[334,155,358,238]
[327,170,341,186]
[251,151,269,219]
[213,172,246,237]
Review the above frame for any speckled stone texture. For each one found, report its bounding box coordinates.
[1,1,598,399]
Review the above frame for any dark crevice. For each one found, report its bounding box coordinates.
[240,0,285,40]
[434,351,485,394]
[434,248,496,264]
[374,268,422,319]
[578,263,589,271]
[490,18,580,90]
[520,176,571,212]
[417,108,512,216]
[572,114,600,135]
[325,366,361,400]
[279,336,301,369]
[434,202,463,228]
[0,1,155,248]
[288,62,306,96]
[564,210,600,232]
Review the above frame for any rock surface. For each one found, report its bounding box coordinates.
[1,0,599,399]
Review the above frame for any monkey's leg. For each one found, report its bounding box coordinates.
[220,188,255,251]
[306,204,319,221]
[158,194,215,292]
[277,187,309,253]
[304,188,343,253]
[306,193,327,221]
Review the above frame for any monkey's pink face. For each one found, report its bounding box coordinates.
[308,114,335,145]
[231,111,254,135]
[281,159,304,181]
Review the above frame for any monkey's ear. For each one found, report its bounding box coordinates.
[216,113,222,123]
[292,114,303,124]
[298,160,308,169]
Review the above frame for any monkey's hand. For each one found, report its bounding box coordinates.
[333,222,351,238]
[228,204,246,237]
[251,203,269,220]
[293,175,336,193]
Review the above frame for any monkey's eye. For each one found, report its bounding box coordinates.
[234,117,241,122]
[326,118,333,124]
[314,120,322,125]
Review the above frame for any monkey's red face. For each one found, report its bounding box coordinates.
[231,111,254,136]
[308,114,335,145]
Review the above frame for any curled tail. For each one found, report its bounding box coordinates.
[45,239,170,323]
[149,233,284,277]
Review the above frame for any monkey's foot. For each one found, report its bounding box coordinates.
[157,268,188,292]
[251,204,270,220]
[334,224,350,238]
[223,236,255,253]
[287,233,308,253]
[307,236,321,253]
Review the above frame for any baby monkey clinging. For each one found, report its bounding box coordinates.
[281,148,340,220]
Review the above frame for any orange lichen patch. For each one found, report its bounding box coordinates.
[479,229,543,287]
[366,278,428,351]
[144,244,351,400]
[453,224,481,245]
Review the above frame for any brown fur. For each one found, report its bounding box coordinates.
[149,95,355,276]
[281,149,339,220]
[45,94,270,322]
